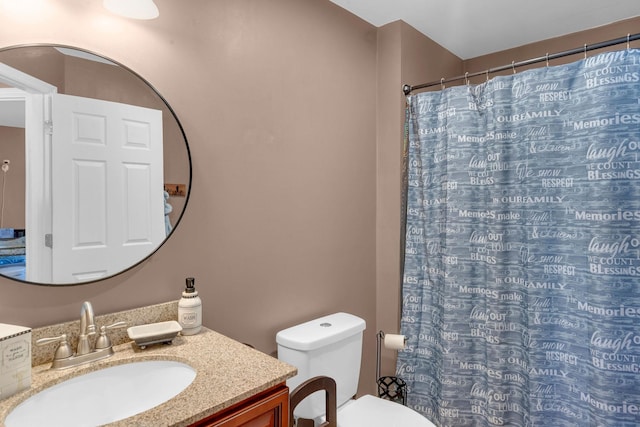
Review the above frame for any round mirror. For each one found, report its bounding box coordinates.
[0,44,191,286]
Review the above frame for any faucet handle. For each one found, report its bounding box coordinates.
[105,321,127,330]
[95,321,127,350]
[36,333,73,360]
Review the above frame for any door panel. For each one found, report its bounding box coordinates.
[51,93,164,282]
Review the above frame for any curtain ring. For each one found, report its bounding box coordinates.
[584,44,587,59]
[465,72,469,85]
[628,34,631,50]
[546,53,549,67]
[512,61,516,74]
[486,70,489,82]
[440,77,445,90]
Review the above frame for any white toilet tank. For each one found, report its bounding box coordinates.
[276,312,366,420]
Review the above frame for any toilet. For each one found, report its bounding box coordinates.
[276,312,436,427]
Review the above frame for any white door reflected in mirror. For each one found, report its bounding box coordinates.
[51,93,165,283]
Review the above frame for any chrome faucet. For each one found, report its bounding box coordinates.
[36,301,126,370]
[77,301,96,355]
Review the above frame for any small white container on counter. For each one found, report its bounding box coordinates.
[0,324,31,400]
[178,277,202,335]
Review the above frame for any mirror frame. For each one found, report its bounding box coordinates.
[0,43,192,286]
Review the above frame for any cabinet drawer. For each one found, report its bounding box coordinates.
[190,384,289,427]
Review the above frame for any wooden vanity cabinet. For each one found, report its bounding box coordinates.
[189,384,289,427]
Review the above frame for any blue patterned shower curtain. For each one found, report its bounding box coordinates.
[397,49,640,427]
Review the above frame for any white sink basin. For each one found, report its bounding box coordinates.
[5,360,196,427]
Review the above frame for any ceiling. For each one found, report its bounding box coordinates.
[329,0,640,59]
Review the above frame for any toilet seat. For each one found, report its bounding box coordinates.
[336,395,436,427]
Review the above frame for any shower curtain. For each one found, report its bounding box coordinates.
[397,48,640,427]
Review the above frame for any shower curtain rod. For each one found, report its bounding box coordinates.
[402,32,640,95]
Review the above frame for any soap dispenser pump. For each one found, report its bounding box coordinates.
[178,277,202,335]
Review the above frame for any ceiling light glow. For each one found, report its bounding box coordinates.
[103,0,159,20]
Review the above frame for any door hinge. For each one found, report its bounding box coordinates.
[45,233,53,248]
[44,120,53,135]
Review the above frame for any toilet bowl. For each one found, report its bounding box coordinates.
[276,312,436,427]
[336,395,434,427]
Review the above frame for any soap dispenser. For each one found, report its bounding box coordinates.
[178,277,202,335]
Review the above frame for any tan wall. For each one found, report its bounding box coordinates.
[0,0,636,399]
[0,0,379,395]
[0,127,25,229]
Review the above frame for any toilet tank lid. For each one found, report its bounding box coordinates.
[276,312,366,351]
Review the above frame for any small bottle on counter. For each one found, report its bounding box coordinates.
[178,277,202,335]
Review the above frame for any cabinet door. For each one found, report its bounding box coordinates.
[191,384,289,427]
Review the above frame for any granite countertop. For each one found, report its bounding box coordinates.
[0,327,297,426]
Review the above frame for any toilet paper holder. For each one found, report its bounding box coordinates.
[376,330,407,405]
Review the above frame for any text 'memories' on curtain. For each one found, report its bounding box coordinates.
[397,49,640,427]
